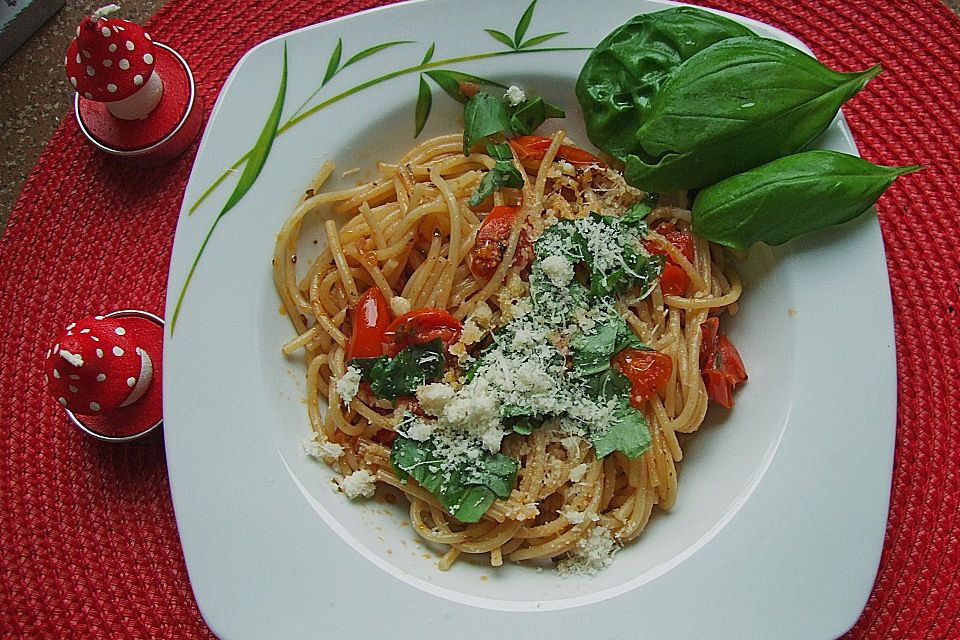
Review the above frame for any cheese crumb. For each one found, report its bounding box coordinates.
[390,295,412,316]
[417,383,455,417]
[563,510,586,525]
[569,463,589,483]
[405,421,435,442]
[539,254,574,288]
[335,365,362,407]
[504,85,526,106]
[303,437,344,460]
[557,526,618,575]
[338,469,377,499]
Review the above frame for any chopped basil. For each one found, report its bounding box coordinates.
[349,339,445,403]
[469,143,525,206]
[463,92,512,154]
[462,90,565,154]
[591,397,652,459]
[580,367,651,460]
[571,311,645,376]
[509,96,565,136]
[391,433,519,523]
[534,213,663,298]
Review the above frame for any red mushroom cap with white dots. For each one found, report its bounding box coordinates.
[65,5,157,103]
[45,316,154,416]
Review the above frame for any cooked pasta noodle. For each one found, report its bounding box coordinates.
[275,131,742,570]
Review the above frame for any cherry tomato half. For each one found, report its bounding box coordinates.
[508,135,606,173]
[469,205,534,281]
[699,317,747,409]
[382,308,463,357]
[644,222,695,297]
[611,348,674,409]
[347,287,391,360]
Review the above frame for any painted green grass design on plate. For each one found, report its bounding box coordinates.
[413,39,507,136]
[170,44,288,333]
[185,0,588,219]
[484,0,567,50]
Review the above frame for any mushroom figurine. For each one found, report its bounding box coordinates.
[66,4,163,121]
[65,4,203,164]
[45,312,164,441]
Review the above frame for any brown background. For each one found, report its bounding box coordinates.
[0,0,958,234]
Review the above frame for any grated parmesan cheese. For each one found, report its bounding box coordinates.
[302,437,344,460]
[557,526,619,575]
[504,85,526,106]
[335,365,362,407]
[568,462,589,483]
[539,254,574,289]
[338,469,377,499]
[416,383,455,417]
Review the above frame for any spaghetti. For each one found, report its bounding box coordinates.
[274,130,744,571]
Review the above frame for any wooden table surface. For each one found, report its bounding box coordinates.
[0,0,957,234]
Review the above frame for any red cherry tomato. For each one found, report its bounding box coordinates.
[611,348,674,409]
[382,308,463,357]
[347,287,391,360]
[508,135,606,173]
[699,317,747,409]
[469,205,534,281]
[644,222,695,296]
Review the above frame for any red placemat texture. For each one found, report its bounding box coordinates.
[1,0,957,637]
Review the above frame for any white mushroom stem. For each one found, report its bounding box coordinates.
[120,348,153,407]
[106,70,163,120]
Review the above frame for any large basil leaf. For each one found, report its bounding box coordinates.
[391,434,519,523]
[625,36,881,191]
[691,150,919,249]
[592,397,652,460]
[576,6,754,160]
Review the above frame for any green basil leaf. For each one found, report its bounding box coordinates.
[469,143,524,206]
[349,356,389,380]
[571,321,620,376]
[582,367,632,401]
[572,311,647,377]
[508,96,566,136]
[626,36,882,191]
[390,435,519,523]
[452,487,499,522]
[576,7,754,160]
[366,339,445,402]
[622,192,659,225]
[691,150,920,249]
[505,415,538,435]
[463,92,512,154]
[591,397,652,459]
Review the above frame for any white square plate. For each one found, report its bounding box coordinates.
[164,1,896,637]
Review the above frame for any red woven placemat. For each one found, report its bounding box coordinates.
[1,0,957,637]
